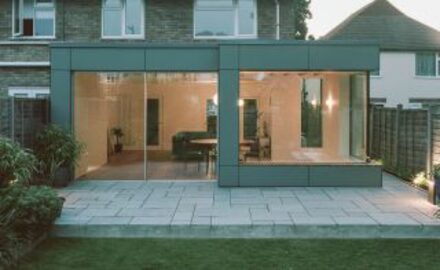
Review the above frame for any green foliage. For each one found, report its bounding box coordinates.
[34,125,84,184]
[293,0,312,40]
[0,183,63,269]
[433,164,440,179]
[0,137,36,188]
[0,184,63,231]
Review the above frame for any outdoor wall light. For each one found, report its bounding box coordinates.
[213,93,218,105]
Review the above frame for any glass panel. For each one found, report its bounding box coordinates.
[146,73,218,180]
[125,0,142,35]
[13,0,21,35]
[196,0,234,8]
[239,72,367,165]
[35,8,54,36]
[207,99,218,134]
[370,69,380,76]
[350,75,367,160]
[194,0,235,37]
[35,0,54,6]
[238,0,255,35]
[103,9,122,36]
[301,78,322,148]
[243,99,258,140]
[147,99,160,146]
[416,53,436,76]
[74,72,145,180]
[104,0,123,8]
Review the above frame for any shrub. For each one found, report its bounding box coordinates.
[34,125,84,185]
[0,184,64,234]
[0,183,63,269]
[0,226,19,269]
[0,137,36,188]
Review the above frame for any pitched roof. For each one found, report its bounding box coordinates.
[323,0,440,51]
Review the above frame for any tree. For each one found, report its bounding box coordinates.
[293,0,312,40]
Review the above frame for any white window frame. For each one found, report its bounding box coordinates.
[415,52,440,78]
[193,0,258,40]
[8,87,50,98]
[11,0,56,39]
[101,0,145,40]
[437,53,440,77]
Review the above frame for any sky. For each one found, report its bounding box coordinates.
[307,0,440,38]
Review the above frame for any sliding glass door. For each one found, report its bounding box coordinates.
[74,72,218,181]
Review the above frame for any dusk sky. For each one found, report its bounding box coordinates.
[307,0,440,38]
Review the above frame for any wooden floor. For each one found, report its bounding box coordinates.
[78,150,214,180]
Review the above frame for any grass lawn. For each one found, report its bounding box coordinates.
[20,238,440,270]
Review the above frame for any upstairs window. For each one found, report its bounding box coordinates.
[416,52,440,77]
[12,0,56,38]
[194,0,257,39]
[102,0,144,39]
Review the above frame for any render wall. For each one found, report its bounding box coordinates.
[371,52,440,108]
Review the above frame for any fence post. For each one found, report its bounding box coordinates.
[426,105,433,179]
[368,105,374,158]
[394,105,402,171]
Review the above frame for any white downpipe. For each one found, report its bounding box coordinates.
[274,0,280,40]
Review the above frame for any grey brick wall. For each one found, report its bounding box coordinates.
[0,45,49,62]
[0,68,50,95]
[0,0,295,96]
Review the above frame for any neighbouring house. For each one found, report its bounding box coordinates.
[324,0,440,108]
[0,0,381,187]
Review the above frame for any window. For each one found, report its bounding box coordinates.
[8,87,49,99]
[301,79,323,148]
[207,99,218,134]
[243,99,258,140]
[12,0,55,38]
[194,0,256,39]
[239,72,368,165]
[102,0,144,39]
[416,52,440,77]
[370,69,380,76]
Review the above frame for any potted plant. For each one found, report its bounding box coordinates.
[111,127,124,153]
[34,125,84,187]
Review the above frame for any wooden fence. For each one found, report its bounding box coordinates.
[369,105,440,179]
[0,97,50,149]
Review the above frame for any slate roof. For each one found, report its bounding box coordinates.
[323,0,440,51]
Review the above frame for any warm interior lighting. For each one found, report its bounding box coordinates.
[238,99,244,107]
[326,93,335,110]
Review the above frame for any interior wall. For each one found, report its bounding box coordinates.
[74,73,109,177]
[240,72,353,163]
[146,75,218,151]
[74,72,145,178]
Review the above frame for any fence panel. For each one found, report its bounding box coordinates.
[370,105,429,179]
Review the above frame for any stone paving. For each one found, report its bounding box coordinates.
[53,173,440,238]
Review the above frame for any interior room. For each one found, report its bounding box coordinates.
[74,72,218,180]
[73,71,367,181]
[238,71,368,165]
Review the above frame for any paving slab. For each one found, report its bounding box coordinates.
[52,173,440,239]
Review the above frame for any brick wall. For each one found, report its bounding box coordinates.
[0,68,50,95]
[0,0,296,96]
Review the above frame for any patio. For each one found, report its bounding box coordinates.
[53,173,440,238]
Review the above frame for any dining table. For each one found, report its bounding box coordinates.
[189,139,255,178]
